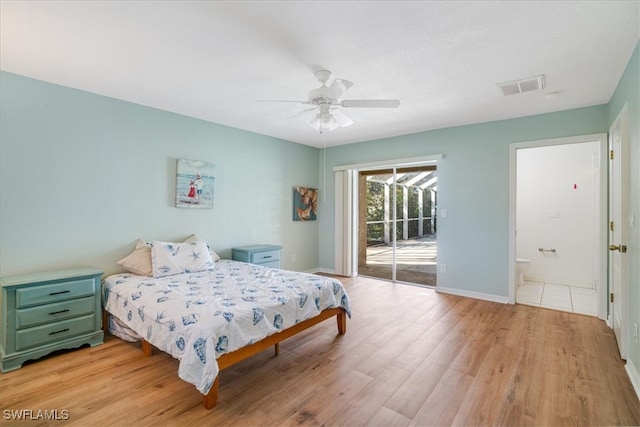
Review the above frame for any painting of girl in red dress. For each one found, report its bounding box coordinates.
[176,159,215,208]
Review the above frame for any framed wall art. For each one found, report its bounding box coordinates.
[293,186,318,221]
[175,159,215,208]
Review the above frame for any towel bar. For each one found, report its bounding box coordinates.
[538,248,556,253]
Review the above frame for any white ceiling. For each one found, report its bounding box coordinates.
[1,1,638,148]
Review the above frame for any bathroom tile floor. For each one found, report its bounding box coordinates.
[516,280,597,316]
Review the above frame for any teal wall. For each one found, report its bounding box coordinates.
[0,71,320,276]
[319,106,608,297]
[608,42,640,383]
[1,41,637,323]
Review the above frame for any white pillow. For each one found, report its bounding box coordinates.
[151,240,214,277]
[117,235,220,276]
[183,234,222,261]
[117,239,153,276]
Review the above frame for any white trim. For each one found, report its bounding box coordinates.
[609,103,630,358]
[308,267,336,275]
[626,359,640,401]
[436,286,510,304]
[392,166,397,281]
[333,154,443,172]
[508,133,608,321]
[508,133,605,149]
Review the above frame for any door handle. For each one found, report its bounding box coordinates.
[609,244,627,253]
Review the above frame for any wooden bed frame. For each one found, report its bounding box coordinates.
[104,307,347,409]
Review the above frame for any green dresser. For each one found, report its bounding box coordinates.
[232,244,283,269]
[0,267,104,372]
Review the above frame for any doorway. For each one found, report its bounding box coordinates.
[508,133,608,320]
[357,166,438,285]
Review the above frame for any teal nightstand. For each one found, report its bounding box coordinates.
[0,267,104,372]
[232,245,283,269]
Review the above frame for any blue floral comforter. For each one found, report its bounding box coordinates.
[102,260,351,395]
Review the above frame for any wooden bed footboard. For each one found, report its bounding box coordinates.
[137,307,347,409]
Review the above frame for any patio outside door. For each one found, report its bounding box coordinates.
[357,166,437,285]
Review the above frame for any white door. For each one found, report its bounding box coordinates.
[608,104,629,359]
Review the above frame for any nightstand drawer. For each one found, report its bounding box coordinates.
[15,314,95,351]
[251,250,280,264]
[16,296,95,329]
[16,278,96,308]
[260,260,281,269]
[232,245,283,269]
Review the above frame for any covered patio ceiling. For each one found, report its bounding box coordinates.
[366,171,438,191]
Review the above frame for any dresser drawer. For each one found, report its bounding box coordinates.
[15,314,96,351]
[16,278,96,308]
[16,296,95,329]
[251,250,280,264]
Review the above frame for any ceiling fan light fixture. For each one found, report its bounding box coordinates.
[309,115,320,132]
[327,120,339,131]
[309,112,340,132]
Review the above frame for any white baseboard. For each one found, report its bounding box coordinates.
[606,315,613,328]
[625,359,640,401]
[308,267,336,275]
[436,286,510,304]
[309,273,509,303]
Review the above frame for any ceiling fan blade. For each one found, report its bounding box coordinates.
[331,109,354,128]
[326,78,353,99]
[340,99,401,108]
[258,99,311,104]
[278,107,317,125]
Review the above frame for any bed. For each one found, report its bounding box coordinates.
[102,241,351,409]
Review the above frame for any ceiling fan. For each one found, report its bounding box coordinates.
[272,69,400,132]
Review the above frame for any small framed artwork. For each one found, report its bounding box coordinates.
[293,186,318,221]
[175,159,215,208]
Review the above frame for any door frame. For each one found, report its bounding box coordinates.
[508,133,608,320]
[608,103,630,358]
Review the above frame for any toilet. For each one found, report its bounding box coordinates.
[516,258,530,286]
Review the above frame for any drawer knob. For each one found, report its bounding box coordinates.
[49,309,70,316]
[48,328,70,336]
[49,290,71,296]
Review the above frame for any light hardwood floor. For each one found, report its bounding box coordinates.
[1,275,639,426]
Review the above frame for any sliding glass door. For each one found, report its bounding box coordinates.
[358,166,437,285]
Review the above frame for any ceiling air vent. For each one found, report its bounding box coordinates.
[496,75,545,96]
